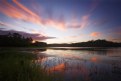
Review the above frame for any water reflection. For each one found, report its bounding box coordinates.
[35,47,121,81]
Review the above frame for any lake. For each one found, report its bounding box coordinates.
[34,47,121,81]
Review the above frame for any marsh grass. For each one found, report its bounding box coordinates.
[0,49,57,81]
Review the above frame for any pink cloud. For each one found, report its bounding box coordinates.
[90,32,101,37]
[0,21,35,32]
[81,15,90,28]
[67,15,90,29]
[0,21,17,28]
[70,0,100,29]
[0,0,100,31]
[0,0,66,30]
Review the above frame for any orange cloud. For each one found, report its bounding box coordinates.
[12,0,43,25]
[0,0,93,31]
[90,32,101,37]
[0,0,26,19]
[0,0,40,26]
[0,0,66,30]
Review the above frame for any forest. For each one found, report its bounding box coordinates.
[0,33,47,47]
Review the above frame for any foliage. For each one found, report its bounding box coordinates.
[33,41,47,47]
[0,33,47,47]
[0,50,54,81]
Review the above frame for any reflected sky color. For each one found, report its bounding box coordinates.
[35,48,121,81]
[0,0,121,43]
[49,63,65,72]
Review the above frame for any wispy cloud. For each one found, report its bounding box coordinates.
[67,0,99,29]
[0,1,27,20]
[89,0,100,13]
[92,17,113,27]
[77,0,100,29]
[1,0,101,32]
[90,32,101,37]
[0,21,16,28]
[67,14,90,29]
[76,0,100,29]
[0,0,66,30]
[0,21,35,32]
[0,0,96,31]
[12,0,43,25]
[0,0,43,25]
[80,15,90,28]
[69,0,100,29]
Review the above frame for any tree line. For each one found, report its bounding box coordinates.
[48,39,121,47]
[0,33,47,47]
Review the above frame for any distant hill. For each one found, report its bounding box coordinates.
[48,39,121,47]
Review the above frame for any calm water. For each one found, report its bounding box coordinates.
[35,47,121,81]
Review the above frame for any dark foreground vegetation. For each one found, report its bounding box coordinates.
[0,49,56,81]
[48,39,121,47]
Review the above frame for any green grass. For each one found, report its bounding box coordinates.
[0,49,55,81]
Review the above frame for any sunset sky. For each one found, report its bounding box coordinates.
[0,0,121,44]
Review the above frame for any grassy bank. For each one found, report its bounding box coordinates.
[0,49,54,81]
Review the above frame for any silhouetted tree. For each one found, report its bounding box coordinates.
[33,41,47,47]
[0,33,47,47]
